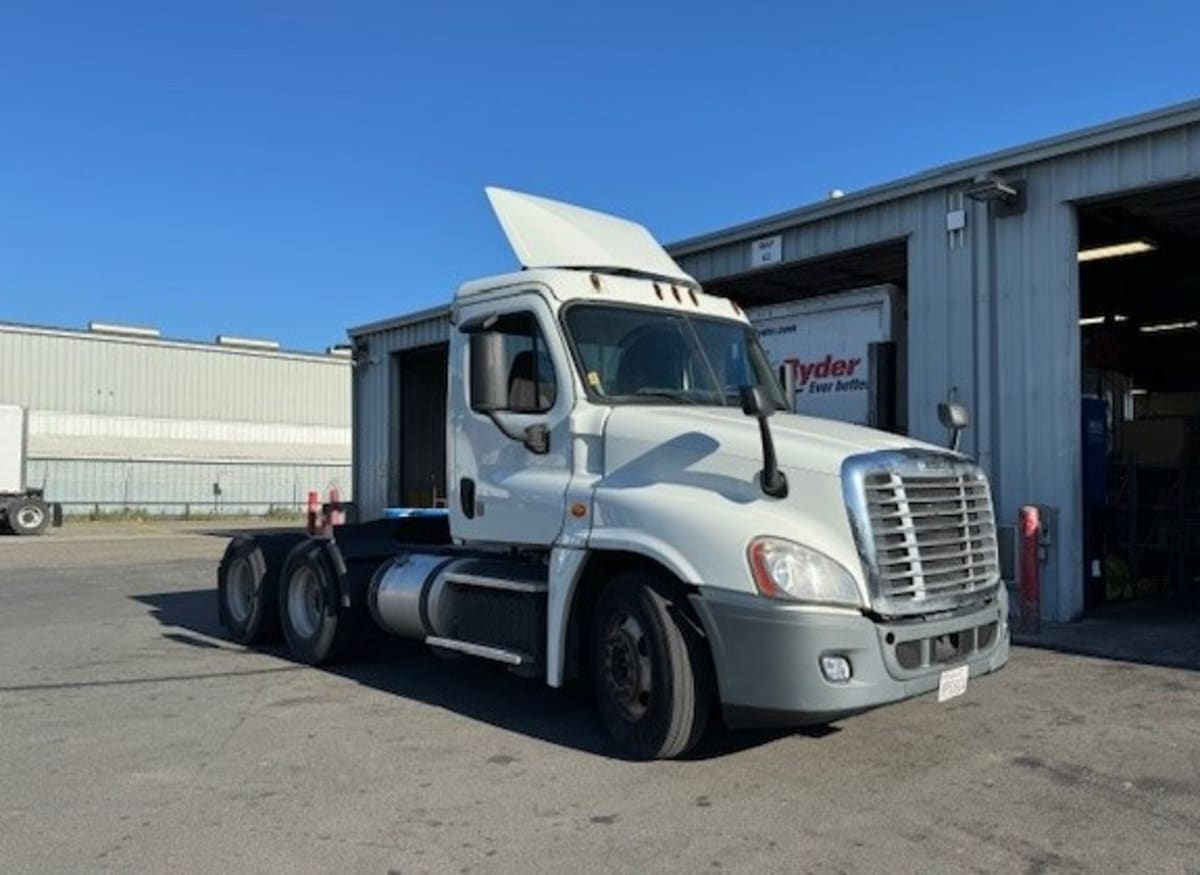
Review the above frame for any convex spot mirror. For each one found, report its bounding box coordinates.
[938,402,970,430]
[937,402,970,452]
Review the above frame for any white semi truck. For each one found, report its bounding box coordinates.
[1,404,60,535]
[217,189,1009,758]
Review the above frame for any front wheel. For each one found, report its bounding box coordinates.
[591,571,713,760]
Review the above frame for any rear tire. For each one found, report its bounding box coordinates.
[277,539,357,665]
[6,497,50,536]
[217,533,304,645]
[590,570,713,760]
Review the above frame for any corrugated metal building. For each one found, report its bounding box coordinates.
[667,99,1200,622]
[348,306,451,522]
[0,321,352,514]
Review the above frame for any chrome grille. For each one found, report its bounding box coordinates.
[843,452,1001,615]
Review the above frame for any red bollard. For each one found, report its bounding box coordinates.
[328,486,345,528]
[1018,505,1041,635]
[306,490,321,535]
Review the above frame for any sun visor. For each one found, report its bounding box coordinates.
[485,187,695,285]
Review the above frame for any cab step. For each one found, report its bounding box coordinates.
[425,635,529,666]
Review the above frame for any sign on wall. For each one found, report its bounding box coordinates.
[749,234,783,268]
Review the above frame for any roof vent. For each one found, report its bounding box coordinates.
[215,335,281,351]
[88,321,161,339]
[326,344,353,358]
[828,189,846,200]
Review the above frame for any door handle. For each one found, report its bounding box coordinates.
[460,477,476,518]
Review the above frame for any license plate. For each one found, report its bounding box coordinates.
[937,664,970,702]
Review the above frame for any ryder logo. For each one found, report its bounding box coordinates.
[784,355,863,385]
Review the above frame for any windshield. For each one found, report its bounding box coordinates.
[563,304,788,408]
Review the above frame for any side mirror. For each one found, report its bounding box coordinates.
[937,402,970,452]
[739,385,774,419]
[469,332,508,411]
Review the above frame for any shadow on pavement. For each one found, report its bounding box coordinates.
[133,588,822,761]
[1015,601,1200,671]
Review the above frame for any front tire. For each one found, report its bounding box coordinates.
[591,571,713,760]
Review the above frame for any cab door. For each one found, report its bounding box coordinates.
[448,292,575,546]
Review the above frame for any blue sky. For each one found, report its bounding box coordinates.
[2,1,1197,351]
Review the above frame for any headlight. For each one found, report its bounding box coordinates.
[747,537,862,607]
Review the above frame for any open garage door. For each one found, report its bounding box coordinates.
[705,239,908,433]
[1078,182,1200,616]
[392,343,449,508]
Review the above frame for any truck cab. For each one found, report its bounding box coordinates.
[221,189,1009,759]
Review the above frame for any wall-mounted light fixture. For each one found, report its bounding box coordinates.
[963,173,1026,217]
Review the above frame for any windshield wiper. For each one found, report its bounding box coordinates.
[610,389,705,405]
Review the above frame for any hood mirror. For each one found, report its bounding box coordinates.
[740,385,788,499]
[938,402,970,452]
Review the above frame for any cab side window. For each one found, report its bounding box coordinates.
[470,312,557,414]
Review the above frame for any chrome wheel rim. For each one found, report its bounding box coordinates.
[225,557,256,624]
[602,612,652,720]
[287,566,323,639]
[16,505,44,530]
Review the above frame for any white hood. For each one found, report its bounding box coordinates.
[591,405,938,597]
[603,406,933,480]
[485,187,695,285]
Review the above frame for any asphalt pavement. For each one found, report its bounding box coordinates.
[2,524,1198,874]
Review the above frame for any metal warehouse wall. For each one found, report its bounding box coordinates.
[0,323,352,513]
[673,106,1200,621]
[0,324,347,424]
[349,307,451,521]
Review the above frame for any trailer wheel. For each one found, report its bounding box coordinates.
[277,539,356,665]
[6,497,50,536]
[590,571,713,760]
[217,534,304,645]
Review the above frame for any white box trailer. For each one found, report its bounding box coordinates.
[748,285,902,430]
[0,404,60,535]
